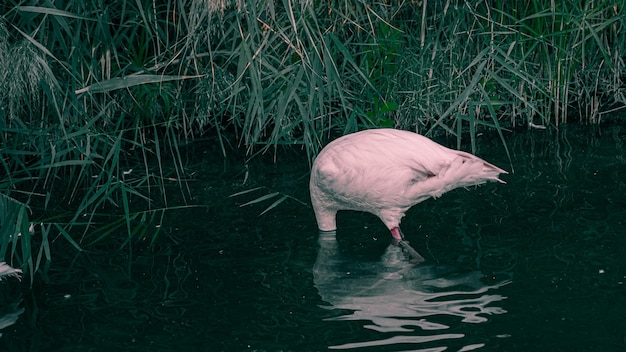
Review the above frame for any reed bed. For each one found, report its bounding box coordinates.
[0,0,623,278]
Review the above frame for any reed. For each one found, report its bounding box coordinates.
[0,1,623,278]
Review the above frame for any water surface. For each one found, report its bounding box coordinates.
[1,125,625,351]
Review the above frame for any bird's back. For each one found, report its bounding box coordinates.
[310,129,506,230]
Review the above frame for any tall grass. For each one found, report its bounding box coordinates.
[0,1,623,278]
[0,1,199,279]
[391,0,623,150]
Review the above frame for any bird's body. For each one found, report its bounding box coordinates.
[309,129,506,246]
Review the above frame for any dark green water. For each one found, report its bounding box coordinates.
[1,125,625,351]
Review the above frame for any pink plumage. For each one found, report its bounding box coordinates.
[310,129,506,244]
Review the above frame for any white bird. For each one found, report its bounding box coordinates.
[309,128,506,261]
[0,262,21,281]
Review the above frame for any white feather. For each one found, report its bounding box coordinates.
[0,262,22,281]
[310,129,506,232]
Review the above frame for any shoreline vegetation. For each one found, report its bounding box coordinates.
[1,1,624,279]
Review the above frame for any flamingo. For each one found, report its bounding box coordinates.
[309,128,507,262]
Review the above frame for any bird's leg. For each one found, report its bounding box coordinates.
[314,230,341,285]
[390,227,403,242]
[389,227,425,264]
[317,230,338,249]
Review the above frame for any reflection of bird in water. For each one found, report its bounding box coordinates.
[312,231,511,350]
[0,262,24,337]
[310,128,507,261]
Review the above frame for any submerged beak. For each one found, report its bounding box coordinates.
[389,227,424,263]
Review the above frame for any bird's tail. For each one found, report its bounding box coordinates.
[443,152,507,189]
